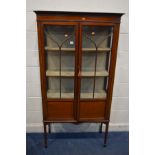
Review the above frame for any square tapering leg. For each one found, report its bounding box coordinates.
[99,123,103,133]
[44,123,47,148]
[104,123,109,147]
[48,123,51,134]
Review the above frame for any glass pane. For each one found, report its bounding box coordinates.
[81,53,95,72]
[45,26,75,49]
[80,26,113,99]
[47,77,74,99]
[96,52,107,71]
[82,26,113,49]
[47,77,60,98]
[94,77,107,99]
[80,78,94,99]
[44,25,75,99]
[61,78,74,98]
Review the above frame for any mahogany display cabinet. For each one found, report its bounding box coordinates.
[34,11,123,148]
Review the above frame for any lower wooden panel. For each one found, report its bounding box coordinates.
[47,101,74,120]
[79,101,106,121]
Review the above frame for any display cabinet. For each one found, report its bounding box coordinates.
[34,11,123,147]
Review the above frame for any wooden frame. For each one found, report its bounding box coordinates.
[34,11,123,148]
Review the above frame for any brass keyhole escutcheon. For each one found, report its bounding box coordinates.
[82,17,86,20]
[64,34,68,37]
[91,32,95,35]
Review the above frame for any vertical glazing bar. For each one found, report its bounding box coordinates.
[74,25,79,120]
[85,32,97,99]
[104,53,109,90]
[93,46,98,98]
[104,27,113,90]
[59,46,61,99]
[110,27,114,49]
[59,32,73,99]
[77,23,82,119]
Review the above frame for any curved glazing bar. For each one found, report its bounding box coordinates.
[81,26,113,99]
[45,26,75,99]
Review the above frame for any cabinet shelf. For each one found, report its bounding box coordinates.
[45,47,75,52]
[46,70,74,76]
[45,47,111,52]
[82,48,111,52]
[47,90,107,99]
[47,90,74,98]
[81,71,109,76]
[81,90,107,99]
[46,70,109,77]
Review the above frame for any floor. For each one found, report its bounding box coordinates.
[26,132,129,155]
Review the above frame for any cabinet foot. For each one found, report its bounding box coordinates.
[103,144,107,147]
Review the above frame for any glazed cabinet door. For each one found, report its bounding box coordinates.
[78,23,114,121]
[42,23,78,121]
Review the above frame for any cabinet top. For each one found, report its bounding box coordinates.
[34,11,124,17]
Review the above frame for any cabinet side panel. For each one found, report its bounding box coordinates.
[105,23,120,120]
[37,21,47,120]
